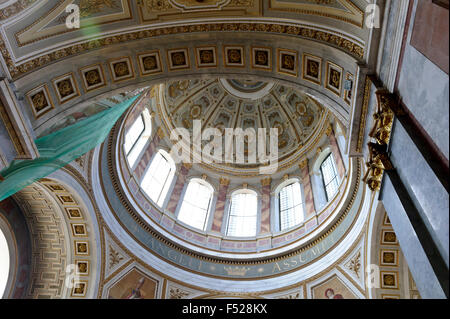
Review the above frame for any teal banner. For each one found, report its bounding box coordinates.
[0,95,140,201]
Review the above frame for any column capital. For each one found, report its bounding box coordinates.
[181,162,192,170]
[261,177,272,186]
[325,123,334,137]
[299,159,308,170]
[219,177,230,186]
[156,127,165,139]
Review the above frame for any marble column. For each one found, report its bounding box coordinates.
[299,159,316,219]
[211,177,230,233]
[134,127,164,181]
[166,163,192,214]
[259,177,272,234]
[326,125,346,178]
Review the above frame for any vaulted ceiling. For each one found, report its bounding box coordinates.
[1,0,371,80]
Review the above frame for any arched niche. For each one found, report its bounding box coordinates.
[10,169,101,299]
[0,197,31,299]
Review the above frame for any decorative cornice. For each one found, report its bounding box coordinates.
[0,22,364,80]
[0,0,38,21]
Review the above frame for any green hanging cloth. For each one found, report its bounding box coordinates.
[0,94,140,201]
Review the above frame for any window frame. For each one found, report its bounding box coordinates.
[125,113,146,157]
[140,149,176,208]
[278,181,305,231]
[320,153,339,202]
[225,189,259,238]
[124,108,152,168]
[177,178,214,231]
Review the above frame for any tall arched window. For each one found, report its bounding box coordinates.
[320,153,339,201]
[226,190,258,237]
[177,179,213,231]
[0,229,9,298]
[141,149,175,207]
[279,181,304,231]
[124,109,151,167]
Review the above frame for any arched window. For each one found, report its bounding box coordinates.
[320,153,339,201]
[141,149,175,207]
[226,190,258,237]
[279,181,304,231]
[0,229,9,298]
[177,179,213,231]
[124,109,151,167]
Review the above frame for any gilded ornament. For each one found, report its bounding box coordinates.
[57,79,75,98]
[261,177,272,186]
[109,246,124,268]
[169,287,189,299]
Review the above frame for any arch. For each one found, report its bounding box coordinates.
[10,171,101,299]
[0,216,12,298]
[17,32,360,139]
[0,197,31,299]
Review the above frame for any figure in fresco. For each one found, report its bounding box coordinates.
[122,277,146,299]
[325,288,344,299]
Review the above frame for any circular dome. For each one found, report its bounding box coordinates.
[101,77,364,283]
[157,78,328,177]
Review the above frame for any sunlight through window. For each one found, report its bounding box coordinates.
[226,190,258,237]
[177,179,213,231]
